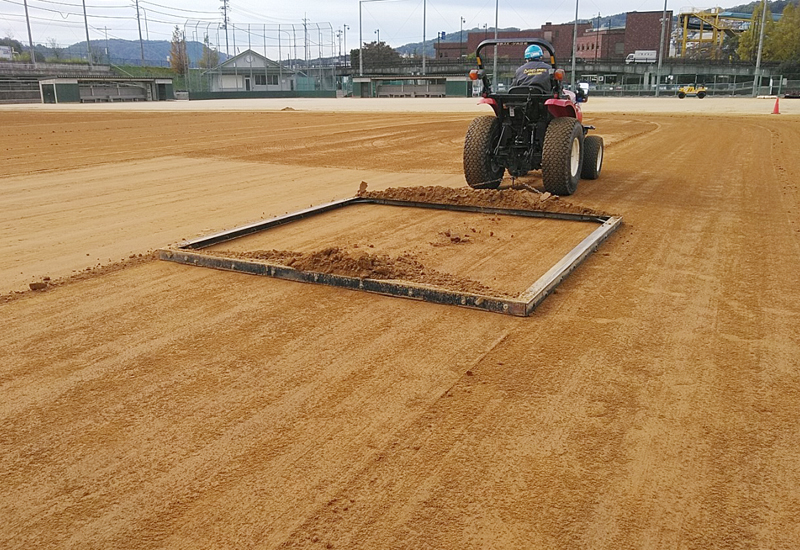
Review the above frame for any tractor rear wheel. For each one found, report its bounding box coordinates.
[581,135,604,180]
[542,117,584,196]
[464,116,504,189]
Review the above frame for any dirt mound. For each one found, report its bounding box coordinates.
[357,185,607,217]
[206,247,514,297]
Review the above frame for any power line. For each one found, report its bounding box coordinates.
[138,1,219,15]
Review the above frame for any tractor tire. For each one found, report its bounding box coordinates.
[678,92,686,99]
[697,91,706,99]
[464,116,504,189]
[542,117,584,196]
[581,135,604,180]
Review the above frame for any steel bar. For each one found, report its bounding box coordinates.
[159,197,622,316]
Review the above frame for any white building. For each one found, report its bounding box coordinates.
[206,49,296,92]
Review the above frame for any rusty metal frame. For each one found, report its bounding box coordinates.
[157,197,621,316]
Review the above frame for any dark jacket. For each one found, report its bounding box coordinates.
[511,61,552,90]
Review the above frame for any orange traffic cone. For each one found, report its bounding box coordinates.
[772,97,780,114]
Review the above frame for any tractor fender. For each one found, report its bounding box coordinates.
[545,98,582,123]
[478,97,500,116]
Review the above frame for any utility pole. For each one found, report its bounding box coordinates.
[359,2,363,75]
[143,8,149,40]
[571,0,579,91]
[343,25,349,66]
[656,0,668,97]
[104,26,109,65]
[375,29,380,44]
[422,0,427,75]
[493,0,498,92]
[81,0,92,69]
[303,15,308,72]
[135,0,144,66]
[753,0,769,96]
[220,0,230,56]
[22,0,36,67]
[594,12,600,62]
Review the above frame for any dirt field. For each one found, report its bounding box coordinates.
[2,101,800,549]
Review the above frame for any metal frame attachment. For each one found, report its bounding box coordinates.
[157,197,622,316]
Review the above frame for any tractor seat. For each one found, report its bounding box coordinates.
[507,84,550,95]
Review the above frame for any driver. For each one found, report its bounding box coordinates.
[511,45,552,91]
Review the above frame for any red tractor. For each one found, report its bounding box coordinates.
[464,38,603,195]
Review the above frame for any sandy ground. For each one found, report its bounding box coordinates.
[1,95,799,115]
[2,100,800,549]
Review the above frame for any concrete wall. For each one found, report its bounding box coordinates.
[189,90,336,100]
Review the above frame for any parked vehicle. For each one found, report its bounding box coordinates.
[677,84,707,99]
[625,50,657,64]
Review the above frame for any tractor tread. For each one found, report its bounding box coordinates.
[542,117,583,195]
[463,115,504,189]
[581,135,603,180]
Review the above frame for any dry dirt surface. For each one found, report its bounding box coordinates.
[2,106,800,549]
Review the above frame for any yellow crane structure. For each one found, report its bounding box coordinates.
[678,7,757,59]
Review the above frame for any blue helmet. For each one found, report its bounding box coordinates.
[524,44,544,61]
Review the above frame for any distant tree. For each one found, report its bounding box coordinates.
[721,34,741,61]
[349,41,401,69]
[46,37,63,61]
[0,36,24,52]
[767,2,800,61]
[737,0,776,61]
[169,25,188,74]
[198,34,219,68]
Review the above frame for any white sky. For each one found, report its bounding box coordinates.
[1,0,720,54]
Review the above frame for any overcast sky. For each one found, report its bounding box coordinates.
[1,0,719,54]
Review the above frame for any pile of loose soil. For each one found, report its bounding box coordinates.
[204,247,514,298]
[357,185,607,217]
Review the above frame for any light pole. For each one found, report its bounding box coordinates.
[422,0,427,75]
[344,25,349,66]
[656,0,668,97]
[595,12,600,63]
[460,16,465,59]
[753,0,769,96]
[359,0,392,76]
[493,0,498,92]
[570,0,579,91]
[375,29,380,43]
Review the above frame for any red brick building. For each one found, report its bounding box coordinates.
[434,41,465,59]
[624,11,672,56]
[461,23,591,63]
[434,12,671,63]
[575,28,626,60]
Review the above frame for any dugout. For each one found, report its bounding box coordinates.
[352,76,471,98]
[39,77,174,103]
